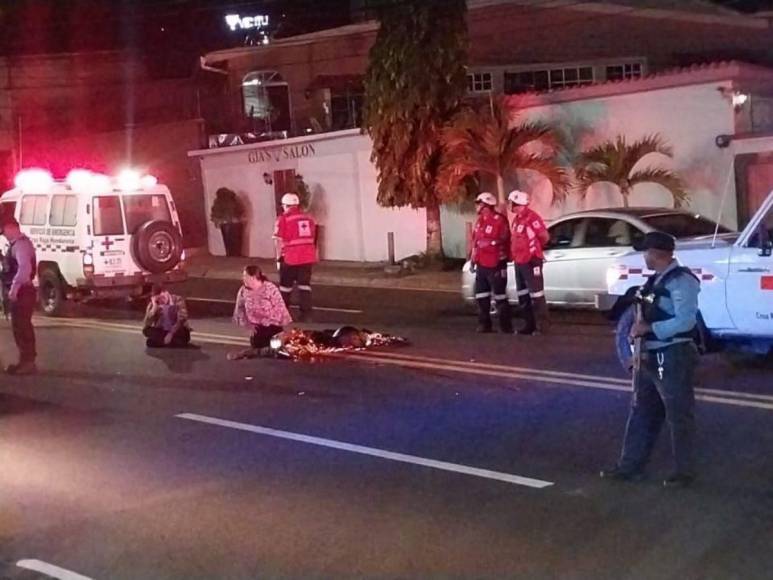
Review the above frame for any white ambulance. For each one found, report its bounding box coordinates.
[605,189,773,357]
[0,168,187,315]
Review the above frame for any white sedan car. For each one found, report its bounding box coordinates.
[462,207,732,311]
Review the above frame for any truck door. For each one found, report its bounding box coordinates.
[726,193,773,334]
[92,195,133,275]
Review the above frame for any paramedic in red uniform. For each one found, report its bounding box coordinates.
[508,189,550,335]
[273,193,318,322]
[470,192,513,333]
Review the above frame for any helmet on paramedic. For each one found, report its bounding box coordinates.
[281,193,300,206]
[475,192,497,206]
[507,190,530,206]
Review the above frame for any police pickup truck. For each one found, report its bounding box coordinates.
[605,189,773,358]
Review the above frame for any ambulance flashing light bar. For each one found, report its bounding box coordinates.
[13,168,159,193]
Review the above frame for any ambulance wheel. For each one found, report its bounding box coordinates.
[133,220,183,274]
[38,269,66,316]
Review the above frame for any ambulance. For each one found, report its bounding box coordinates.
[605,189,773,357]
[0,168,187,315]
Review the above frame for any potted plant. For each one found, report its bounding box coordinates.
[210,187,246,256]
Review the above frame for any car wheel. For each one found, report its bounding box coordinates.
[132,220,183,274]
[38,268,66,316]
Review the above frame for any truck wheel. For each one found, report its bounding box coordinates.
[133,220,183,274]
[38,269,66,316]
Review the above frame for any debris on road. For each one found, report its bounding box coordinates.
[275,326,408,361]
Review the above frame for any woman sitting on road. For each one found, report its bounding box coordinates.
[228,265,292,360]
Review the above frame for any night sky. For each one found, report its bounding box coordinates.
[0,0,353,75]
[0,0,770,76]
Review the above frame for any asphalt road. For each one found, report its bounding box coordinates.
[1,283,772,579]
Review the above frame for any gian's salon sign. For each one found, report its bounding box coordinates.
[247,143,317,164]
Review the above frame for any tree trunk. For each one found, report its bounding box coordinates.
[425,200,443,260]
[496,173,506,207]
[621,186,631,208]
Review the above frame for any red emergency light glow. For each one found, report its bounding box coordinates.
[65,169,94,191]
[117,169,142,191]
[141,174,158,188]
[14,168,54,192]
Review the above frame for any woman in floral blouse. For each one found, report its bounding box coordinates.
[228,265,293,360]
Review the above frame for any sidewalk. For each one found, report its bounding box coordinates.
[184,253,461,293]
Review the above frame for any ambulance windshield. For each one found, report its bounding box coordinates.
[123,194,172,234]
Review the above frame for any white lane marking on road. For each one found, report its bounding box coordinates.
[347,353,773,411]
[46,318,773,410]
[16,560,93,580]
[176,412,554,489]
[186,297,363,314]
[354,350,630,384]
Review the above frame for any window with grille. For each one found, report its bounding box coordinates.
[505,66,593,94]
[606,63,643,81]
[467,72,493,93]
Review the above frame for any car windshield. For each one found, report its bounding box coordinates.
[123,194,172,234]
[641,213,731,238]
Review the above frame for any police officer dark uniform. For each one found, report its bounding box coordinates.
[1,216,38,374]
[601,231,701,488]
[273,192,317,322]
[470,192,513,333]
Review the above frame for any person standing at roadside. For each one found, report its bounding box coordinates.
[0,216,37,374]
[601,232,700,488]
[508,189,550,335]
[470,192,513,334]
[273,193,317,322]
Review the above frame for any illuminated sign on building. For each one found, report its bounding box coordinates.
[225,14,270,31]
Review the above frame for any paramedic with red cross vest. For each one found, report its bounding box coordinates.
[508,189,550,335]
[273,193,317,322]
[470,192,513,333]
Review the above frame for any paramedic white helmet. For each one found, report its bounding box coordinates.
[281,193,300,206]
[474,192,497,207]
[507,189,530,206]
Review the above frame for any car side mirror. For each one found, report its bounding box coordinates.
[760,240,773,258]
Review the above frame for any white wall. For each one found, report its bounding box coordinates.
[193,130,426,262]
[442,82,739,258]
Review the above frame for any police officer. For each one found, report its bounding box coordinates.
[508,189,549,335]
[273,193,317,322]
[1,216,38,374]
[601,231,701,488]
[470,192,513,333]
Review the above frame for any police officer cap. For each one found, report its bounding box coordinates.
[635,231,676,252]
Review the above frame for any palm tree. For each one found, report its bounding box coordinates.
[574,135,689,208]
[438,96,568,206]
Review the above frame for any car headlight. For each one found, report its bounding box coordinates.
[606,265,627,288]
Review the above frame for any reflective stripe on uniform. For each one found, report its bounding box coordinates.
[279,286,293,293]
[516,289,530,297]
[297,285,312,291]
[530,291,545,298]
[475,291,491,299]
[492,294,507,300]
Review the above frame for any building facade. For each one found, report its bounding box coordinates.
[193,0,773,260]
